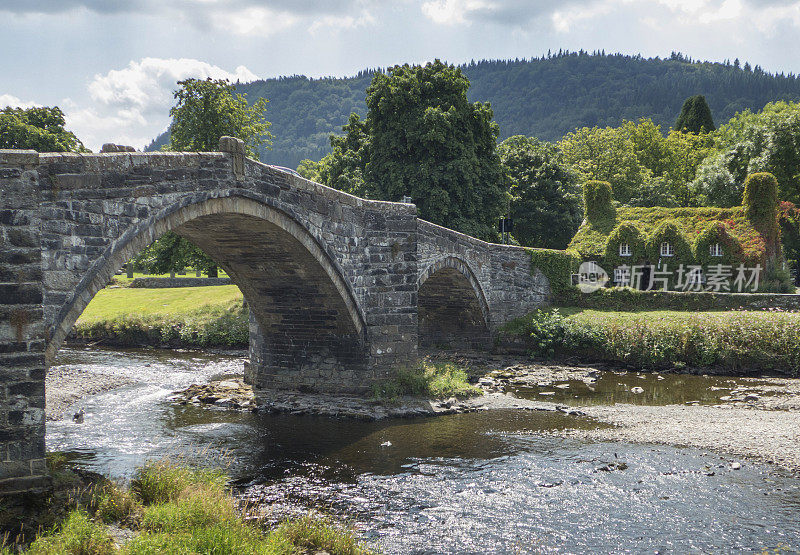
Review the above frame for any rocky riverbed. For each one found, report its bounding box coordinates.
[46,365,135,421]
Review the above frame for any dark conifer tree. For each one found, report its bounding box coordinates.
[675,94,716,132]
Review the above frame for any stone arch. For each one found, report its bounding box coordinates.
[45,195,368,379]
[417,256,491,349]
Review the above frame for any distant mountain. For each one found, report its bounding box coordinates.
[146,51,800,169]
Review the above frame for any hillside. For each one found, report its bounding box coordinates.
[146,52,800,169]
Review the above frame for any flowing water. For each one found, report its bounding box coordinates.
[47,348,800,553]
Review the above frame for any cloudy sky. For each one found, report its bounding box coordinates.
[2,0,800,151]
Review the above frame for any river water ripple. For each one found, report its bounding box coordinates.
[47,348,800,553]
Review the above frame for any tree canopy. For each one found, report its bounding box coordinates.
[0,106,86,152]
[168,78,272,157]
[497,136,582,249]
[301,60,506,240]
[675,95,716,133]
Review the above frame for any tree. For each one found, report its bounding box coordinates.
[692,100,800,206]
[303,61,506,240]
[0,106,87,152]
[168,78,272,157]
[497,136,582,249]
[675,95,716,133]
[140,78,274,275]
[364,61,506,239]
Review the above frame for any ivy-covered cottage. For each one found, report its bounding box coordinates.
[566,173,786,292]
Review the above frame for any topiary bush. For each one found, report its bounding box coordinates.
[583,180,616,224]
[743,172,780,259]
[603,222,646,270]
[693,221,745,268]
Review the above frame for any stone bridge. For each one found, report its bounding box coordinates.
[0,138,550,493]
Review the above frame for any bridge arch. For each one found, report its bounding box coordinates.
[417,256,491,349]
[46,194,368,390]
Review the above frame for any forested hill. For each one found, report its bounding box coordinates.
[146,52,800,169]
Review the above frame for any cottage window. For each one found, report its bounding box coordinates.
[660,242,674,257]
[619,243,632,257]
[710,243,723,257]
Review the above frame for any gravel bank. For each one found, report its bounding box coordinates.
[570,404,800,472]
[46,366,135,421]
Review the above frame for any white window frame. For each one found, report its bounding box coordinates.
[660,242,674,257]
[619,242,632,257]
[710,243,723,257]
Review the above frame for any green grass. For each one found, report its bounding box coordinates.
[73,286,248,347]
[501,307,800,374]
[78,285,242,323]
[12,459,374,555]
[372,361,483,400]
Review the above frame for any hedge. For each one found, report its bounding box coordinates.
[528,248,581,295]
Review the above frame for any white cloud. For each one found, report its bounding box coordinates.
[421,0,489,25]
[62,58,259,151]
[0,94,40,109]
[211,6,299,36]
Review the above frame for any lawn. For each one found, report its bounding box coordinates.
[501,306,800,375]
[78,285,243,324]
[74,285,247,347]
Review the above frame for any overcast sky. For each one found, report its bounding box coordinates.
[2,0,800,151]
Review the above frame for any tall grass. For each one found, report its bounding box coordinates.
[501,307,800,374]
[16,459,373,555]
[372,361,482,400]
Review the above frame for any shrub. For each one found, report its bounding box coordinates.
[583,180,615,223]
[273,514,370,555]
[603,222,646,269]
[27,510,114,555]
[499,309,572,358]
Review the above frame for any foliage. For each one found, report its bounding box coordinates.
[167,78,271,158]
[497,135,582,249]
[743,172,779,228]
[95,483,140,525]
[500,308,571,358]
[644,221,694,268]
[528,248,582,295]
[583,180,616,223]
[502,307,800,374]
[694,101,800,205]
[778,201,800,284]
[364,60,506,240]
[675,95,716,133]
[300,113,370,196]
[692,221,744,267]
[131,232,217,275]
[604,222,647,267]
[0,106,87,152]
[560,118,713,207]
[372,361,482,400]
[152,52,800,169]
[568,205,767,265]
[273,515,370,555]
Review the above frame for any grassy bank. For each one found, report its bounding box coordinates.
[73,285,248,348]
[2,458,371,554]
[500,307,800,375]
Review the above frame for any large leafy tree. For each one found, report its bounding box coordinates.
[136,79,273,275]
[0,106,87,152]
[304,61,506,240]
[365,61,506,239]
[675,95,716,133]
[168,78,272,157]
[691,100,800,206]
[498,136,582,249]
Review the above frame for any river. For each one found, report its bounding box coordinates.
[47,348,800,553]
